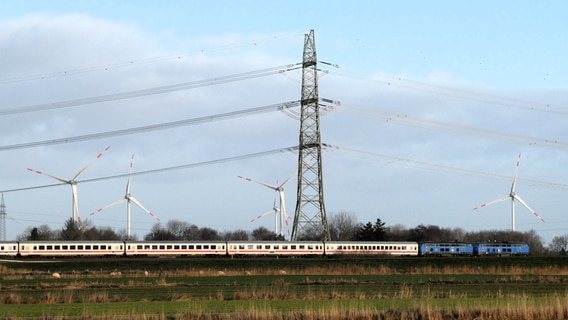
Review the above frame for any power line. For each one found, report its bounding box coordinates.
[324,144,568,190]
[330,71,568,116]
[0,32,304,85]
[0,101,300,151]
[340,104,568,150]
[0,64,301,116]
[5,143,566,196]
[0,146,300,193]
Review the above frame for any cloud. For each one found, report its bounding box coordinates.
[1,13,567,243]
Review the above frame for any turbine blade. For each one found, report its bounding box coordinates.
[511,153,521,193]
[237,175,277,190]
[279,173,296,188]
[279,190,286,217]
[74,146,111,180]
[514,195,545,223]
[250,209,276,222]
[473,195,510,210]
[126,154,135,194]
[130,196,160,222]
[27,168,68,184]
[89,198,126,216]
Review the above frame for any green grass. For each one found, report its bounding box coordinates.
[2,257,568,319]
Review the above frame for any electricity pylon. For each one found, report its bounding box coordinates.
[291,29,331,241]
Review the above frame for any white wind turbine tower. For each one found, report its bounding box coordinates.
[27,146,111,224]
[238,174,295,237]
[90,154,160,239]
[473,153,545,231]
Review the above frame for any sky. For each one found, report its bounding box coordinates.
[1,1,567,243]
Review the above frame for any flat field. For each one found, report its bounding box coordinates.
[1,256,568,319]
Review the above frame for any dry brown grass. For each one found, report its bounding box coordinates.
[2,262,568,280]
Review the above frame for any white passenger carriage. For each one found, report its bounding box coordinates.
[17,241,125,257]
[0,241,19,256]
[124,241,227,257]
[227,241,325,256]
[324,241,419,256]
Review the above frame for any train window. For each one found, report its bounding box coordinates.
[70,245,76,250]
[180,245,186,250]
[152,245,158,250]
[211,245,216,250]
[291,245,297,250]
[174,245,180,250]
[46,245,53,250]
[159,245,165,250]
[196,245,202,250]
[308,245,313,250]
[143,245,150,250]
[282,245,288,250]
[299,245,305,250]
[167,245,172,250]
[247,245,253,250]
[85,245,91,250]
[54,245,60,250]
[402,246,406,250]
[38,245,45,250]
[101,245,106,250]
[264,245,271,250]
[188,245,194,249]
[62,245,68,250]
[137,245,142,250]
[274,245,279,250]
[239,245,245,250]
[93,245,99,250]
[203,245,209,250]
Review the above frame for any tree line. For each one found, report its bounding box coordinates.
[16,211,565,255]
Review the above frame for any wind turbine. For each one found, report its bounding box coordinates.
[89,154,160,239]
[473,153,545,231]
[237,174,295,237]
[27,146,110,223]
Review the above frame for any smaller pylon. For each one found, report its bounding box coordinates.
[0,193,6,241]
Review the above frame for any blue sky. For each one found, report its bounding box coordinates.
[1,1,567,243]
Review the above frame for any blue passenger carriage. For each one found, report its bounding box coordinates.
[473,242,530,256]
[418,242,474,256]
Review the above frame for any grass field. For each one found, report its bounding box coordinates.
[1,256,568,319]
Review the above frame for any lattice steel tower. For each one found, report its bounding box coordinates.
[0,194,6,241]
[291,30,331,241]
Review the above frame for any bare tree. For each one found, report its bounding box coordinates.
[222,229,249,240]
[252,226,284,240]
[18,224,55,241]
[386,224,410,241]
[549,235,568,255]
[328,211,358,240]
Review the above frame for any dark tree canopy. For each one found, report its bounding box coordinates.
[352,218,387,241]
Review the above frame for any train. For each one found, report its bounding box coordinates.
[0,240,529,258]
